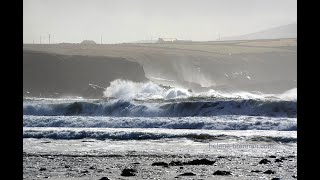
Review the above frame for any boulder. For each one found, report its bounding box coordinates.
[213,170,231,176]
[259,159,271,164]
[121,168,136,176]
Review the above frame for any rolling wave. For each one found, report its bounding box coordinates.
[23,99,296,117]
[23,115,296,131]
[23,128,296,143]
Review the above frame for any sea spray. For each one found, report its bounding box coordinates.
[103,79,191,100]
[103,79,296,101]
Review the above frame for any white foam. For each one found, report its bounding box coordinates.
[23,115,297,131]
[103,80,164,100]
[278,88,297,101]
[103,79,192,100]
[103,79,296,101]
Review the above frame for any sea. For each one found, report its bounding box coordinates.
[23,80,297,158]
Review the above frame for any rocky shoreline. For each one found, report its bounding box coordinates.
[23,152,297,179]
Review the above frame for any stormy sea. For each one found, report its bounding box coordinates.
[23,79,297,179]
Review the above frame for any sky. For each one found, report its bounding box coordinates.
[23,0,297,44]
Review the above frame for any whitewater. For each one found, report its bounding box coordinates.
[23,80,296,157]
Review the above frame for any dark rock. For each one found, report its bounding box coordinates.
[184,159,215,165]
[89,166,95,170]
[81,170,89,173]
[99,177,110,180]
[39,167,46,171]
[152,162,169,166]
[64,165,70,168]
[217,156,231,161]
[163,164,169,168]
[271,178,280,180]
[132,162,140,164]
[280,157,287,160]
[178,172,196,176]
[121,168,136,176]
[217,156,226,158]
[259,159,271,164]
[82,140,95,142]
[23,51,148,98]
[292,175,297,178]
[275,158,283,163]
[41,141,51,144]
[169,161,183,166]
[287,155,296,158]
[251,170,262,173]
[213,170,232,176]
[180,167,184,169]
[269,155,276,158]
[263,170,276,174]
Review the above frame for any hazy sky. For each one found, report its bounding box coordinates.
[23,0,297,44]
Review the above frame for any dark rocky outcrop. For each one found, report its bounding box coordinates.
[178,172,196,176]
[213,170,232,176]
[184,159,215,165]
[263,170,276,174]
[169,161,183,166]
[81,170,89,173]
[23,51,147,98]
[152,162,169,166]
[39,167,46,171]
[121,168,136,176]
[259,159,271,164]
[280,157,287,160]
[99,177,110,180]
[251,170,262,173]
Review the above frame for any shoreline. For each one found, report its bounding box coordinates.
[23,151,297,179]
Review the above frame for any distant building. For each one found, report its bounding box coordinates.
[157,38,192,43]
[157,38,178,43]
[80,40,97,44]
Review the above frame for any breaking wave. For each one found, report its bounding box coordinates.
[103,79,297,101]
[23,115,297,131]
[23,98,296,117]
[23,128,296,143]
